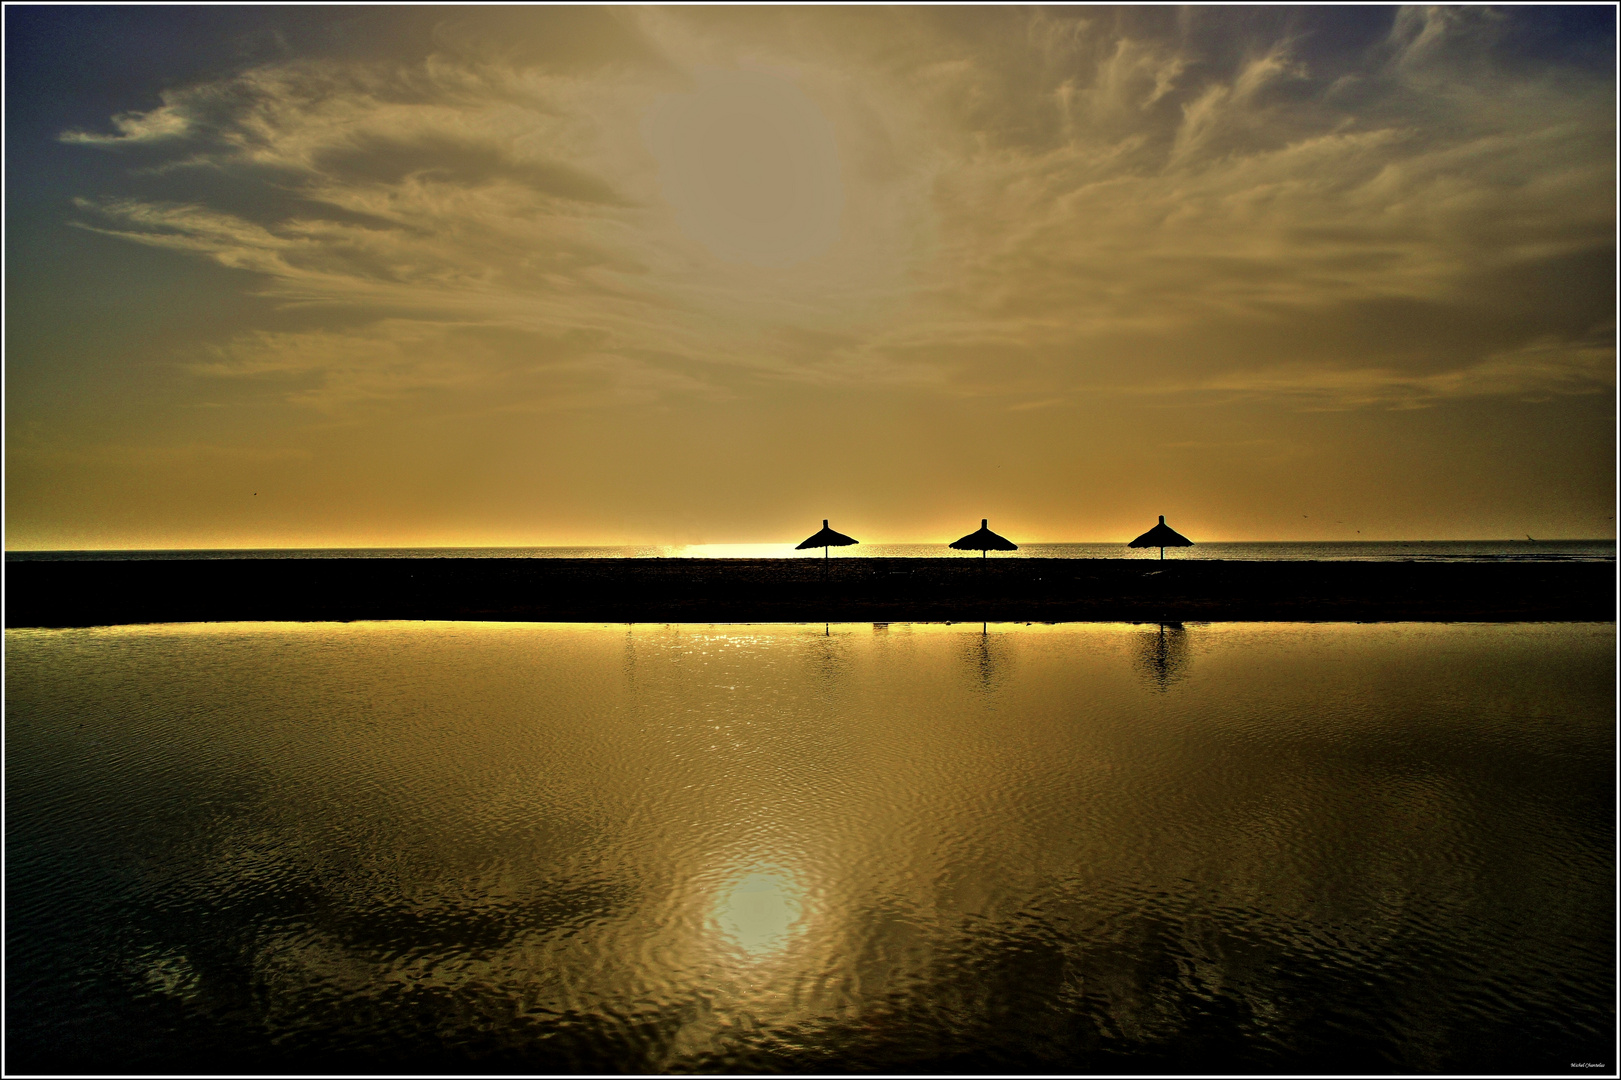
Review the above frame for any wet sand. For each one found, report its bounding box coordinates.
[5,557,1613,627]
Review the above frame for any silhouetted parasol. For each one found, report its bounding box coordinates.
[797,519,858,560]
[949,519,1018,559]
[1128,515,1193,560]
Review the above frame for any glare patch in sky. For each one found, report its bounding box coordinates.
[644,67,845,268]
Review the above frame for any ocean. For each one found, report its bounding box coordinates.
[7,539,1615,562]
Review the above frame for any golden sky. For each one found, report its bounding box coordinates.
[6,6,1615,548]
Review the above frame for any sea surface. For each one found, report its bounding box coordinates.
[6,621,1613,1073]
[7,539,1616,561]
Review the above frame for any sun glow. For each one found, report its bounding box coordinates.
[676,543,821,559]
[642,67,844,268]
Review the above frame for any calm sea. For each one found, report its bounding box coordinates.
[6,621,1613,1073]
[7,539,1616,561]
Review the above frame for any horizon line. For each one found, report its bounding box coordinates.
[6,537,1617,555]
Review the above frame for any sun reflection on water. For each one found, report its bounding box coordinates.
[713,868,806,957]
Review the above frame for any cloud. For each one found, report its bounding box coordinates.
[13,439,316,470]
[190,321,734,414]
[56,7,1614,416]
[59,102,193,144]
[1171,336,1616,411]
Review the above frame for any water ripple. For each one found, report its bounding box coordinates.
[6,621,1613,1073]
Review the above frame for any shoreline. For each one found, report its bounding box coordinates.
[4,557,1613,628]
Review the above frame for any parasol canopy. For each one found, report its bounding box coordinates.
[797,519,858,558]
[949,519,1018,558]
[1128,515,1193,559]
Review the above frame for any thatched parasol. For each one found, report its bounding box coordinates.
[796,519,858,560]
[949,519,1018,559]
[1128,515,1193,560]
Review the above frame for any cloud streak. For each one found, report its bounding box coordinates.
[56,7,1612,418]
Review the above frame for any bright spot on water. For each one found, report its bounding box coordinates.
[715,869,804,956]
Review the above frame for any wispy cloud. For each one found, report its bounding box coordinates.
[189,321,734,414]
[1164,336,1616,410]
[57,6,1614,417]
[60,101,193,144]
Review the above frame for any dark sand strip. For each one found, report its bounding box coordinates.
[4,558,1613,627]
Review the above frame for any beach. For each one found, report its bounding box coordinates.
[6,557,1612,627]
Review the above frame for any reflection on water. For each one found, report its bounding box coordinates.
[1135,621,1192,691]
[6,621,1614,1073]
[714,868,805,957]
[960,625,1013,694]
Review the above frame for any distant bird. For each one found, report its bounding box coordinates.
[796,519,858,560]
[1128,515,1194,560]
[949,519,1018,559]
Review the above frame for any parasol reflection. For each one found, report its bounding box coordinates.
[713,868,806,957]
[1134,621,1192,691]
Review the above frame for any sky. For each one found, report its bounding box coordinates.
[5,5,1615,549]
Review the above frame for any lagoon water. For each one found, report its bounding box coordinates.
[6,621,1614,1073]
